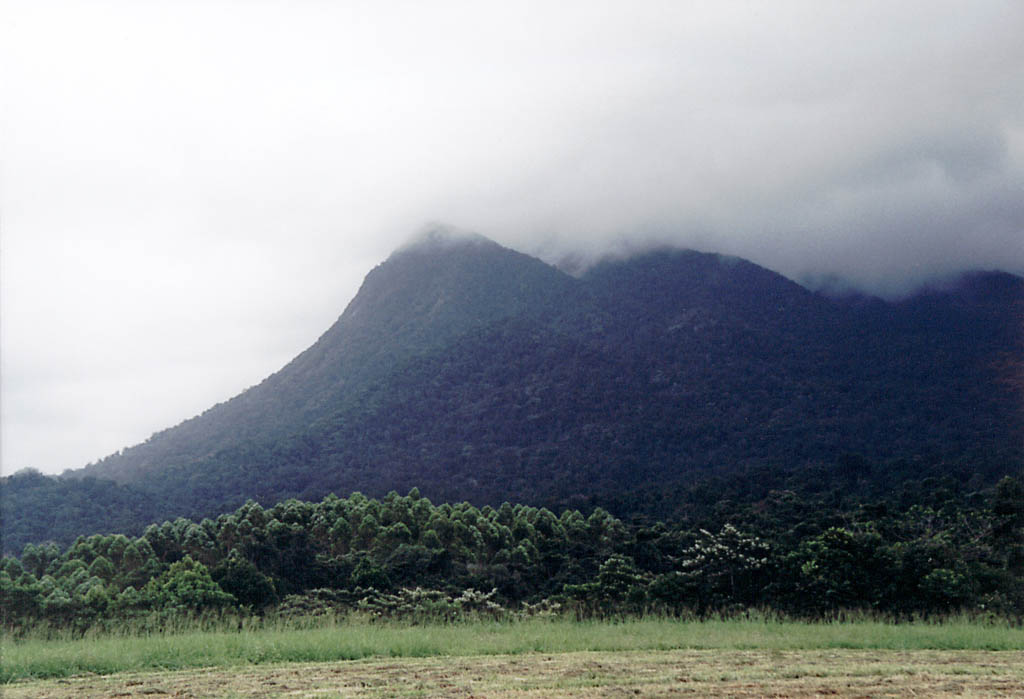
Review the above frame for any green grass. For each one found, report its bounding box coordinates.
[4,615,1023,683]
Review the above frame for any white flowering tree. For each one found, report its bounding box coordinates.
[676,524,771,612]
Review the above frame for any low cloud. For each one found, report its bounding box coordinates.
[2,1,1022,473]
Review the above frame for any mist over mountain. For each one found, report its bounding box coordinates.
[3,232,1022,553]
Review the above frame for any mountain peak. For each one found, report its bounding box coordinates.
[395,225,497,255]
[18,232,1022,554]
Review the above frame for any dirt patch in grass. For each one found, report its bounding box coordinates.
[6,649,1024,697]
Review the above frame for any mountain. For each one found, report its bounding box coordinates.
[3,231,1022,553]
[78,230,579,485]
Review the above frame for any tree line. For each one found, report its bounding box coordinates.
[3,477,1023,634]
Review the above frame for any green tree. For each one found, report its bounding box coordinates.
[992,476,1024,574]
[143,556,234,614]
[88,555,115,583]
[351,557,390,590]
[785,527,888,615]
[211,551,277,609]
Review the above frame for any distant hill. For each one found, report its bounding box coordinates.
[3,231,1022,553]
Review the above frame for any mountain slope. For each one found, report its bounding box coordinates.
[4,232,1022,553]
[83,240,1024,508]
[81,230,579,484]
[255,250,1021,514]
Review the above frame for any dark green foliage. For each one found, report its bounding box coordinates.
[142,556,234,614]
[783,528,889,615]
[992,476,1024,572]
[1,471,170,556]
[4,481,1024,634]
[350,558,390,590]
[211,552,277,609]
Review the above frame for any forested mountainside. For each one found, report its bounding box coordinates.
[3,231,1022,553]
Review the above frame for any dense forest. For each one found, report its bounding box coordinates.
[4,473,1023,634]
[4,235,1022,554]
[5,447,1020,555]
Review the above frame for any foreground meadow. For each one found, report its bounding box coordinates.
[4,616,1024,696]
[6,649,1024,697]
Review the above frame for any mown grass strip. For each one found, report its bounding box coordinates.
[8,649,1024,699]
[4,616,1023,683]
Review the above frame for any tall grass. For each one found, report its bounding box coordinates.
[4,613,1023,684]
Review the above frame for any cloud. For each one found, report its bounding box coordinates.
[429,2,1024,294]
[2,0,1023,473]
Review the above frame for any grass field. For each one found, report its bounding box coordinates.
[6,649,1024,697]
[3,616,1023,685]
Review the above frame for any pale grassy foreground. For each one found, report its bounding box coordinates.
[6,649,1024,697]
[4,616,1024,684]
[4,617,1024,697]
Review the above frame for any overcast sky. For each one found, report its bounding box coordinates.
[3,0,1023,476]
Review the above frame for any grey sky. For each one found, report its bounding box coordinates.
[2,1,1023,475]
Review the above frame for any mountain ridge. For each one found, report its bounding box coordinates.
[5,231,1021,553]
[76,233,1024,491]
